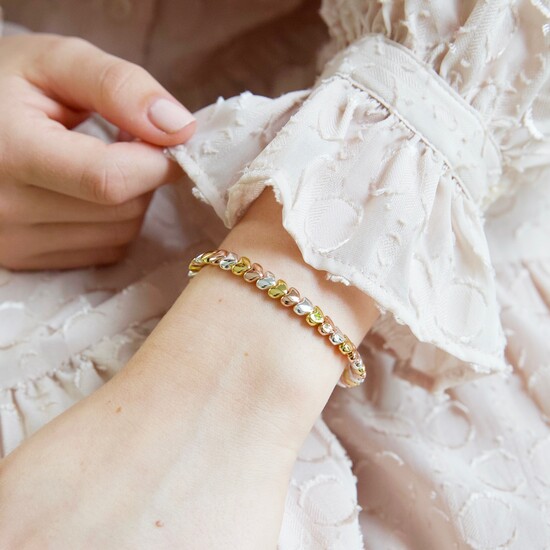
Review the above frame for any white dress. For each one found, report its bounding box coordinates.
[1,1,549,548]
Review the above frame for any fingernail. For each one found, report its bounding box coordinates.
[148,98,196,134]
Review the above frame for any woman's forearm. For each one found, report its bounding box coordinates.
[0,188,379,550]
[127,187,379,455]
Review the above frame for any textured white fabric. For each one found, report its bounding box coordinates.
[169,0,550,389]
[1,1,550,548]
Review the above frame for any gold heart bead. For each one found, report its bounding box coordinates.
[268,279,288,299]
[340,368,361,388]
[306,306,324,326]
[339,338,354,355]
[231,256,251,276]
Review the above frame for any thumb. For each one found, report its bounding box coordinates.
[30,36,196,147]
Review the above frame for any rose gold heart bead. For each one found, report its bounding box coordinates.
[208,249,227,265]
[280,287,300,307]
[243,263,264,283]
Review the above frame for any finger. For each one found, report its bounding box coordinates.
[8,218,145,257]
[27,36,196,146]
[1,182,153,224]
[10,113,183,204]
[117,129,134,142]
[7,246,128,271]
[0,72,90,129]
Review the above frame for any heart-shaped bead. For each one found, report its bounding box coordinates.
[219,252,238,270]
[281,287,300,307]
[188,260,202,273]
[208,249,227,265]
[256,271,276,290]
[293,297,313,316]
[198,251,214,264]
[340,368,362,388]
[231,256,251,276]
[243,263,263,283]
[318,315,335,335]
[306,306,324,326]
[339,338,354,355]
[191,254,204,266]
[268,279,288,299]
[350,359,366,377]
[329,329,345,345]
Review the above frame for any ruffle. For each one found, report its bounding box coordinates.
[169,66,509,391]
[319,0,550,200]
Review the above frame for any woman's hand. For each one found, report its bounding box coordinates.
[0,33,196,271]
[0,189,378,549]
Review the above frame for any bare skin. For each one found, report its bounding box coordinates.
[0,188,379,549]
[0,33,196,270]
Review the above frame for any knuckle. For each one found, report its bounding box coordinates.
[48,35,84,49]
[97,59,143,107]
[80,162,129,205]
[113,194,150,221]
[34,35,89,67]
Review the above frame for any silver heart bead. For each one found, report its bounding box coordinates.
[318,321,334,335]
[350,359,365,376]
[329,330,345,345]
[192,253,205,264]
[256,271,276,289]
[219,252,238,270]
[293,297,313,315]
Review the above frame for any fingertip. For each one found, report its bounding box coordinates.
[146,98,197,146]
[172,117,197,144]
[146,118,197,148]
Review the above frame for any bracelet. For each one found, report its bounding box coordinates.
[187,249,366,388]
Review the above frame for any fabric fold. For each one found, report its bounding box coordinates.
[168,38,509,391]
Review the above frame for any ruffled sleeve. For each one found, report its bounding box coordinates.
[168,1,549,391]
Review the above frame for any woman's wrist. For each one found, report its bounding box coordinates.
[125,187,379,456]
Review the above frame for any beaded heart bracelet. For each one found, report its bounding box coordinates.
[187,249,366,388]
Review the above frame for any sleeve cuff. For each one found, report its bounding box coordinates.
[168,44,509,392]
